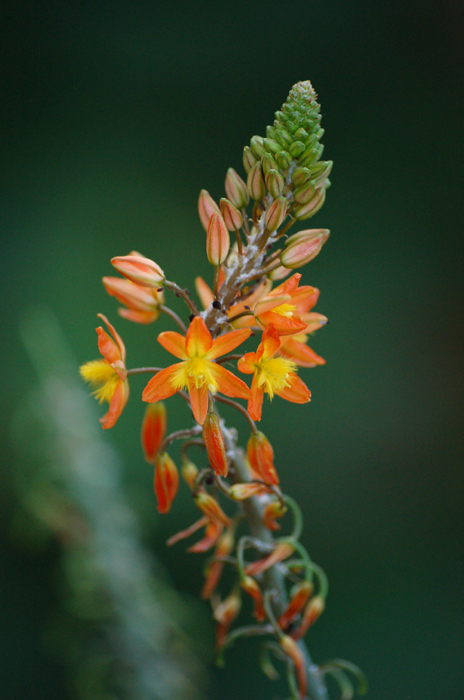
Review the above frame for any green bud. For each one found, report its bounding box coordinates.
[265,196,288,232]
[294,181,316,205]
[293,188,326,220]
[250,135,267,158]
[298,147,320,168]
[309,160,333,186]
[274,128,293,148]
[261,152,279,175]
[247,162,266,201]
[266,125,277,140]
[220,198,243,231]
[265,169,284,198]
[225,168,250,209]
[291,167,311,187]
[263,138,281,154]
[243,146,258,174]
[289,141,306,158]
[293,127,308,141]
[275,150,292,170]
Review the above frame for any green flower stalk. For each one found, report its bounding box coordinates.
[80,81,365,700]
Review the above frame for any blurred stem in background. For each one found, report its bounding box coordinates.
[10,305,209,700]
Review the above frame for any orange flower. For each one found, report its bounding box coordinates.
[154,452,179,514]
[141,402,167,463]
[253,273,316,336]
[278,287,327,367]
[142,316,251,425]
[103,276,164,324]
[238,324,310,422]
[80,314,129,429]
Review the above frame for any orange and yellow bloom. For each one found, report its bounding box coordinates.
[103,276,164,324]
[142,316,251,425]
[238,324,310,422]
[80,314,129,429]
[253,273,316,336]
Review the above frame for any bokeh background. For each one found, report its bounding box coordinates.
[1,1,463,699]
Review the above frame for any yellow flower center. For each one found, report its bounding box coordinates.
[80,360,120,404]
[272,303,296,318]
[170,358,219,392]
[254,356,297,399]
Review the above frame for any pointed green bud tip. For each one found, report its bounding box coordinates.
[225,168,249,209]
[265,196,287,232]
[265,169,284,198]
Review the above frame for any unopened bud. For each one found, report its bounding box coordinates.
[281,229,330,268]
[291,167,311,187]
[261,152,279,175]
[214,591,242,650]
[194,491,231,527]
[207,212,230,266]
[198,189,220,231]
[247,162,266,201]
[265,196,287,233]
[298,146,319,168]
[154,452,179,514]
[275,150,292,170]
[111,253,165,288]
[141,402,167,463]
[224,167,249,209]
[294,181,316,205]
[293,188,326,220]
[181,459,198,490]
[243,145,258,174]
[250,135,267,158]
[289,140,306,158]
[263,137,281,154]
[269,264,291,281]
[220,198,243,231]
[203,409,228,477]
[274,127,293,148]
[247,431,279,485]
[265,169,284,198]
[240,576,266,622]
[309,160,333,186]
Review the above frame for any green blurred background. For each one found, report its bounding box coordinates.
[1,1,463,698]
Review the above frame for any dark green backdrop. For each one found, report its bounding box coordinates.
[1,1,463,699]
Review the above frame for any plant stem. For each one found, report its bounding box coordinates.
[222,429,329,700]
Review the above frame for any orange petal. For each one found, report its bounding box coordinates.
[188,519,223,553]
[185,316,213,358]
[208,327,251,360]
[247,375,264,422]
[259,324,281,361]
[188,380,209,425]
[254,293,291,317]
[257,310,307,336]
[237,352,257,374]
[295,287,320,314]
[301,312,328,333]
[279,337,326,367]
[289,285,315,307]
[195,276,215,309]
[142,364,183,403]
[157,331,188,359]
[100,379,129,429]
[276,373,311,404]
[103,276,160,311]
[274,272,302,295]
[118,308,159,324]
[213,364,251,399]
